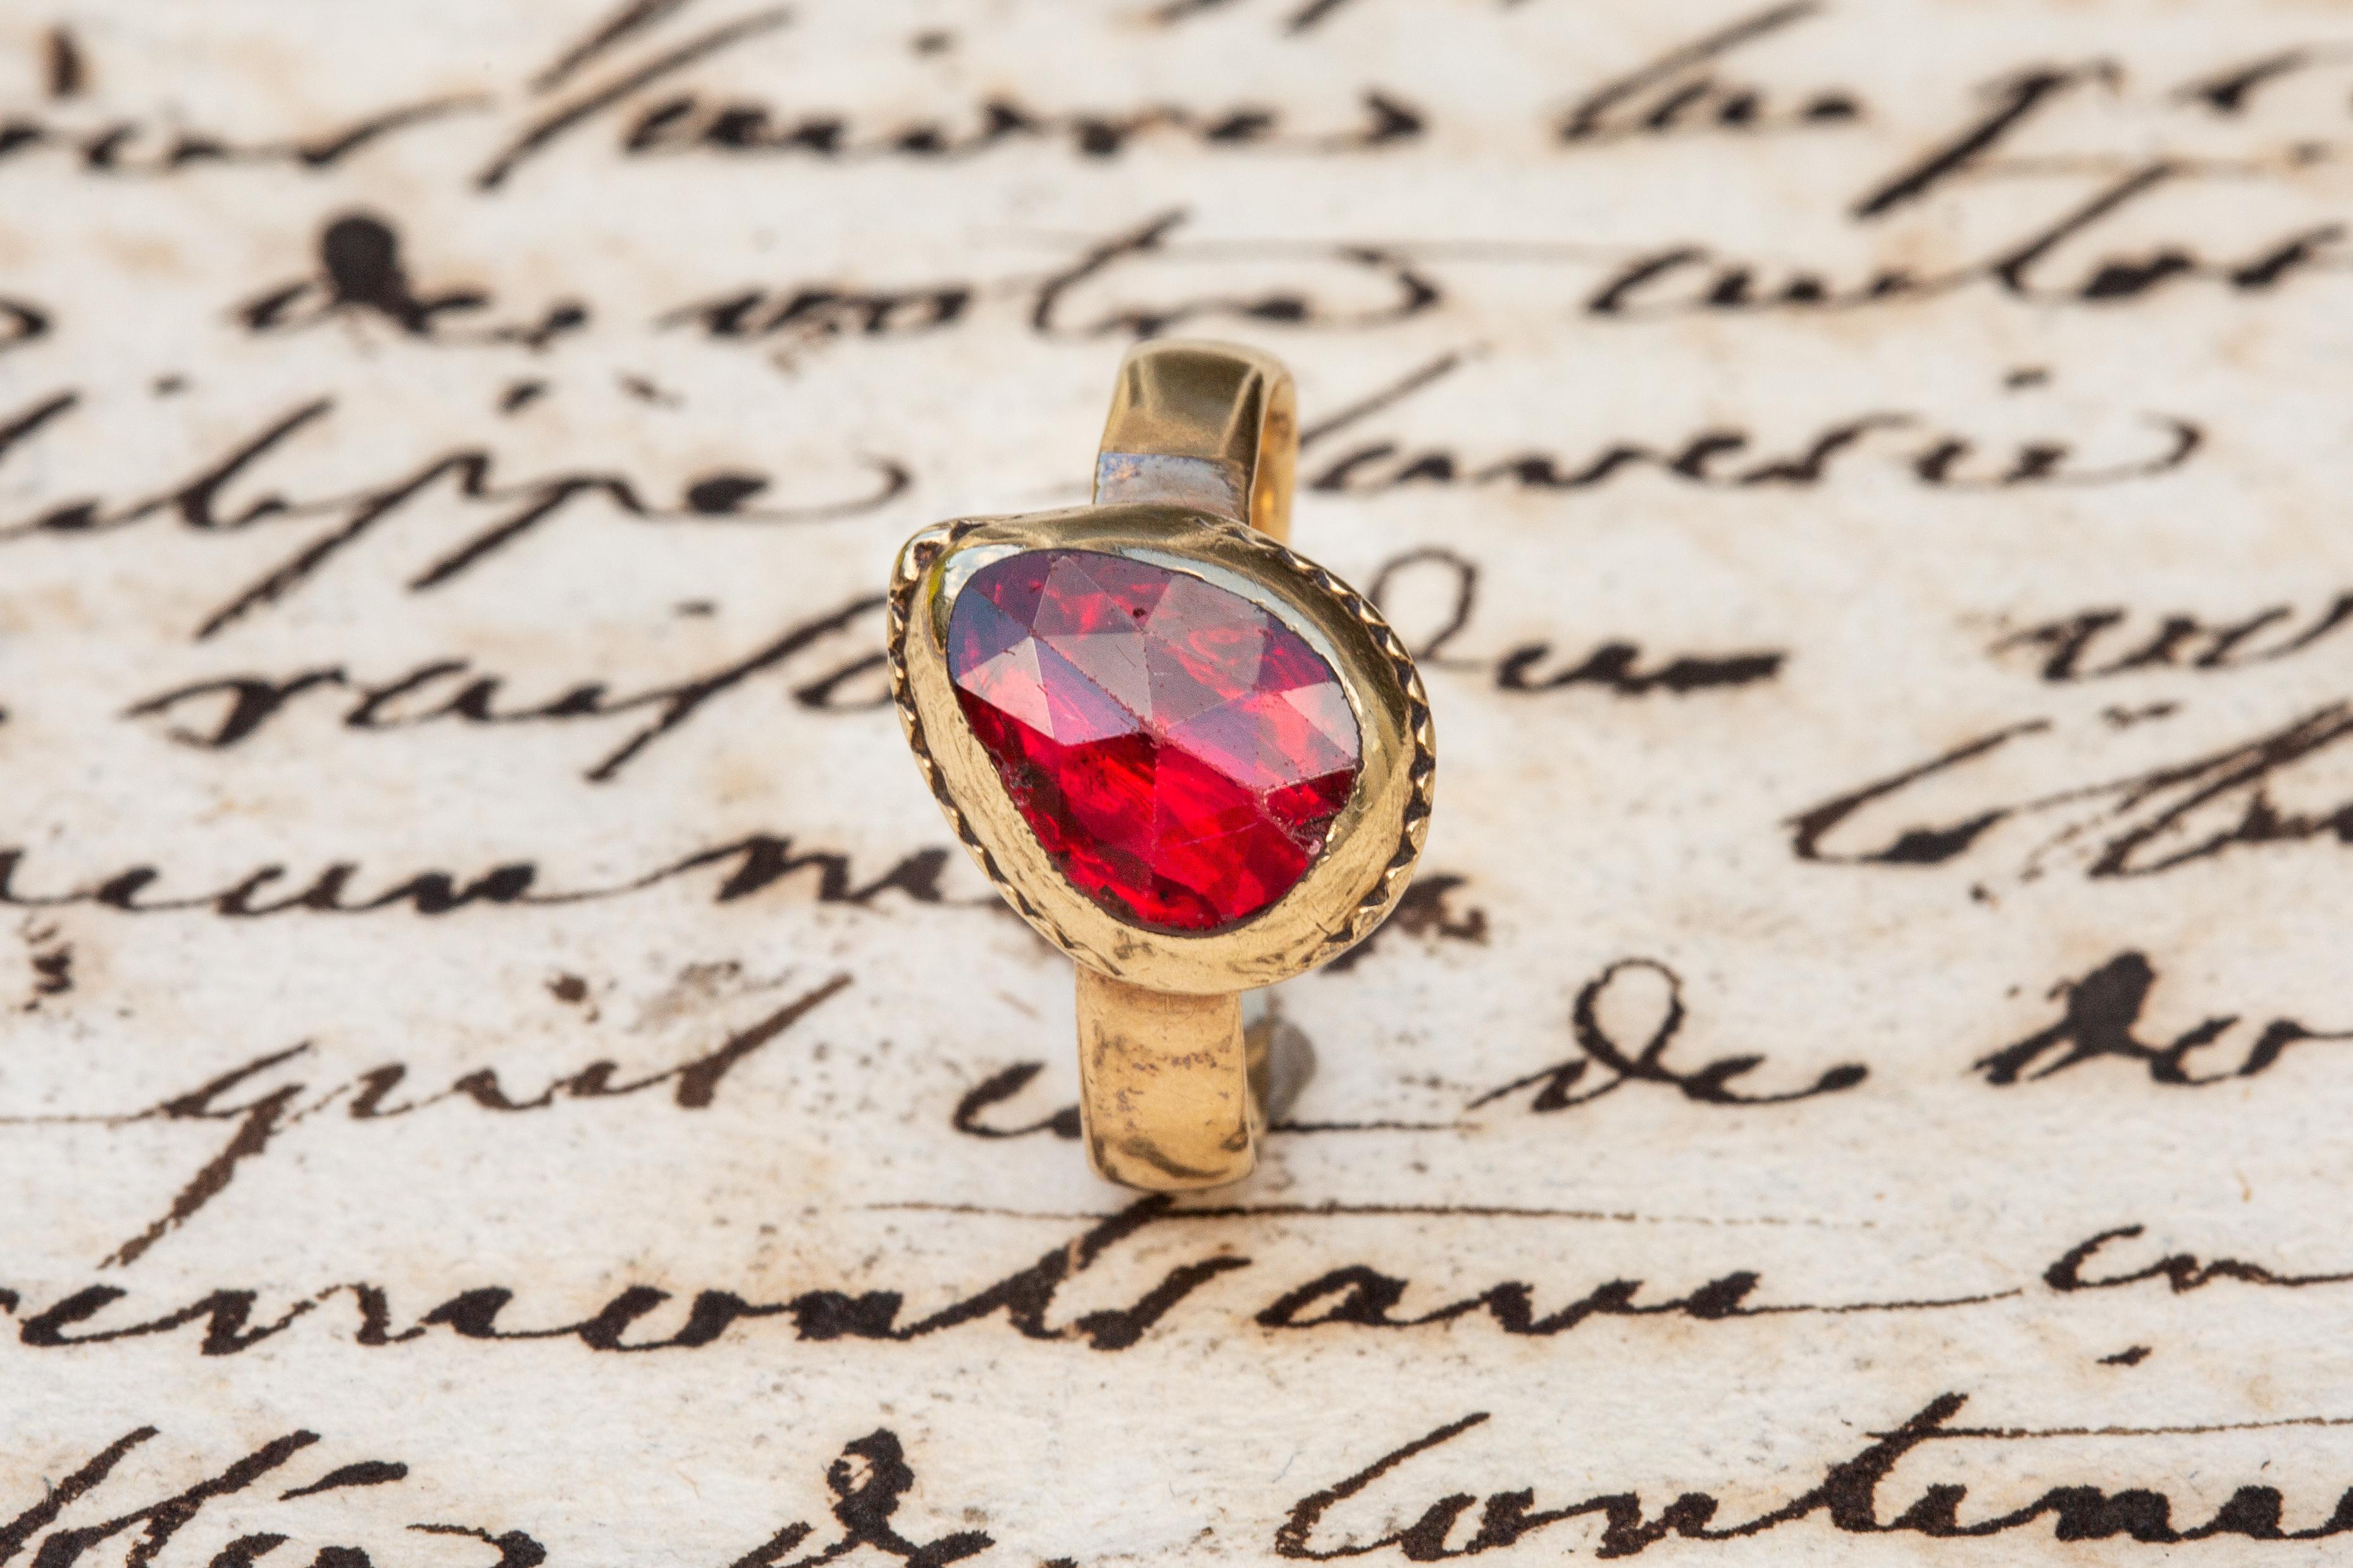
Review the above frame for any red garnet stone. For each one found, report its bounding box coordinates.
[947,548,1361,932]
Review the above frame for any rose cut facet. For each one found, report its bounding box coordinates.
[946,548,1361,932]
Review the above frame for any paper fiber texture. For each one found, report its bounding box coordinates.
[3,0,2350,1560]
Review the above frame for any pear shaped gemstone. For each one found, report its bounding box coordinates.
[947,548,1360,932]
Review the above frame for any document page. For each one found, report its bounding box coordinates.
[3,1,2349,1560]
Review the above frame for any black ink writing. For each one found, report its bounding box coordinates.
[1977,952,2352,1085]
[1560,3,1861,145]
[1469,958,1867,1112]
[1365,546,1785,702]
[0,831,952,921]
[0,390,907,640]
[1791,703,2353,880]
[2047,1224,2353,1293]
[9,974,850,1266]
[1992,592,2353,681]
[1278,1395,2353,1557]
[124,591,886,783]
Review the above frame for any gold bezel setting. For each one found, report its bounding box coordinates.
[888,502,1435,996]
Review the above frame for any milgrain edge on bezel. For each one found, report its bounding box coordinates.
[886,500,1436,996]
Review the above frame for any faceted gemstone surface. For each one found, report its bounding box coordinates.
[946,548,1361,932]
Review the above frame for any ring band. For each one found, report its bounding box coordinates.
[887,342,1436,1190]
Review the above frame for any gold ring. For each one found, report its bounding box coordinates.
[886,342,1436,1190]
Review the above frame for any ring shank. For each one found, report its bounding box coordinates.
[1095,340,1296,541]
[1074,340,1301,1190]
[1076,970,1253,1189]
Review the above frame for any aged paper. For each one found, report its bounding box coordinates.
[4,0,2352,1560]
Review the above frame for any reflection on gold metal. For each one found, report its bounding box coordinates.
[1095,339,1298,540]
[1076,970,1251,1188]
[886,340,1434,1191]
